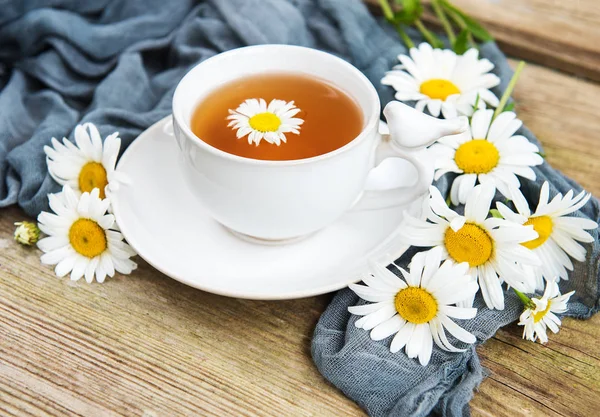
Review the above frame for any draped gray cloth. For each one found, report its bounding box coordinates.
[1,1,598,416]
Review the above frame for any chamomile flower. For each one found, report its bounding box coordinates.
[349,247,478,366]
[381,43,500,118]
[401,183,540,310]
[227,98,303,146]
[14,221,41,246]
[431,109,543,205]
[37,185,137,283]
[518,277,574,344]
[496,182,597,290]
[44,123,124,199]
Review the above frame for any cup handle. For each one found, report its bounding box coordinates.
[352,129,434,211]
[352,101,468,211]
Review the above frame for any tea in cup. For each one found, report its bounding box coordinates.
[172,45,467,241]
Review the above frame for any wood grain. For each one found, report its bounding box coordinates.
[0,212,363,416]
[2,1,600,414]
[1,59,599,416]
[367,0,600,82]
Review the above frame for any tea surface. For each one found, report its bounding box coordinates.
[191,72,363,161]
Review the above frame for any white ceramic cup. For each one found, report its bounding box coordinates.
[172,45,467,241]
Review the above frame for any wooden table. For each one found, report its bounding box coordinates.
[1,1,599,416]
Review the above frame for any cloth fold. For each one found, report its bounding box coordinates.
[1,1,598,416]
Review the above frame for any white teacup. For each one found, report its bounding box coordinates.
[172,45,467,241]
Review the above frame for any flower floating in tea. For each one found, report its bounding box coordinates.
[44,123,127,199]
[381,43,500,118]
[495,181,597,290]
[430,109,543,205]
[349,247,479,366]
[517,277,574,344]
[37,185,137,283]
[401,183,540,310]
[227,98,304,146]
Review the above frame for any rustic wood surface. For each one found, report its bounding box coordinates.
[367,0,600,82]
[2,2,600,416]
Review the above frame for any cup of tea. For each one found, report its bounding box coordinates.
[172,45,467,242]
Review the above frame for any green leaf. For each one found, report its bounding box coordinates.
[428,30,445,49]
[452,29,470,54]
[503,102,515,112]
[393,0,423,25]
[401,0,423,17]
[442,1,493,42]
[445,193,452,207]
[393,10,417,25]
[489,209,504,219]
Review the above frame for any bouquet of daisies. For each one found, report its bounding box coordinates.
[15,124,137,283]
[347,0,597,365]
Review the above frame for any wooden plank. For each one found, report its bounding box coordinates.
[1,59,599,417]
[366,0,600,82]
[0,208,362,416]
[507,58,600,195]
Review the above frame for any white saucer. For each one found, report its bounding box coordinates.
[111,117,420,300]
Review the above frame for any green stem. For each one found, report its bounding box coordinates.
[472,92,480,111]
[397,25,416,49]
[432,0,455,43]
[493,61,526,120]
[415,19,439,47]
[444,4,466,29]
[378,0,415,49]
[378,0,394,21]
[467,32,476,50]
[513,288,535,309]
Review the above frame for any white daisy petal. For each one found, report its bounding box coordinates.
[431,317,465,352]
[390,322,415,353]
[418,326,434,366]
[518,277,574,343]
[41,245,74,265]
[406,323,427,358]
[37,184,136,283]
[74,124,95,158]
[84,257,99,283]
[370,315,405,341]
[441,305,477,320]
[349,301,391,316]
[357,303,398,330]
[350,284,395,303]
[429,186,459,221]
[349,242,478,363]
[55,253,77,277]
[382,43,501,118]
[70,255,88,281]
[470,109,493,139]
[227,98,303,146]
[457,174,477,205]
[439,314,476,344]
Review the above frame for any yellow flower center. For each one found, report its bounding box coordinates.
[454,140,500,174]
[248,112,281,133]
[533,300,552,323]
[445,223,493,267]
[521,216,553,250]
[394,287,438,324]
[419,79,461,101]
[79,162,108,199]
[69,218,107,258]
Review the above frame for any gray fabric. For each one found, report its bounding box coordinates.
[312,40,600,417]
[0,0,402,214]
[1,1,598,416]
